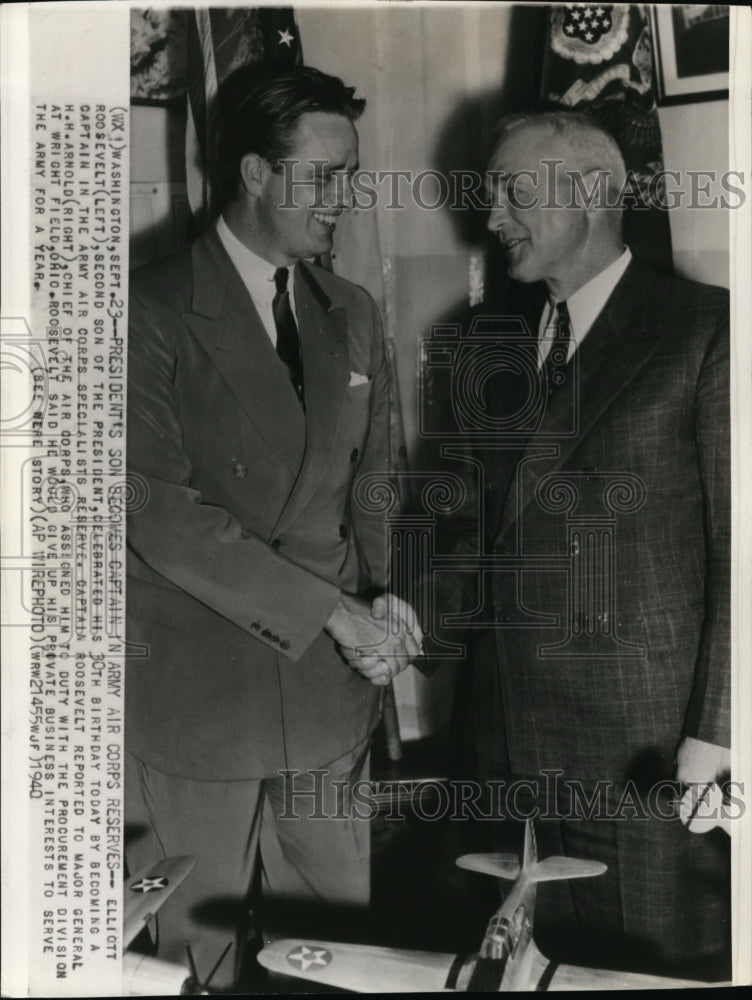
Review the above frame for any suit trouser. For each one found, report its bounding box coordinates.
[530,798,731,980]
[125,738,370,990]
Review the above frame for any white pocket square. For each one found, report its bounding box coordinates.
[348,371,371,387]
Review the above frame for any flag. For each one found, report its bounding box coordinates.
[541,3,673,272]
[185,7,302,230]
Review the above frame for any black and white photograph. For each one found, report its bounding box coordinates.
[1,2,750,996]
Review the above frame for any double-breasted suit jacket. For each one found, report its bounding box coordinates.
[482,260,730,789]
[126,230,389,780]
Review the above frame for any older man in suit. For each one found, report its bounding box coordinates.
[125,65,419,989]
[452,111,730,978]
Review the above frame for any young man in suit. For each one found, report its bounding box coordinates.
[464,111,730,977]
[125,65,420,989]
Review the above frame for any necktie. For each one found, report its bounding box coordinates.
[272,267,304,402]
[541,300,572,401]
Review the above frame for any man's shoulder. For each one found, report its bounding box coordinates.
[130,228,231,307]
[612,262,729,371]
[626,261,729,316]
[300,260,376,310]
[130,242,194,304]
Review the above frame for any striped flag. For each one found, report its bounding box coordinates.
[185,7,302,229]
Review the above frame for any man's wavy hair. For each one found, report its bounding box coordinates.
[492,110,627,204]
[212,64,366,213]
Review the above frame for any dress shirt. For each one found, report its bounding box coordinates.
[538,247,632,368]
[216,214,298,347]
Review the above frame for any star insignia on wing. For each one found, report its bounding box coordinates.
[286,945,332,971]
[278,27,294,48]
[130,875,168,893]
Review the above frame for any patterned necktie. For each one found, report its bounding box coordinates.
[541,300,572,401]
[272,267,304,402]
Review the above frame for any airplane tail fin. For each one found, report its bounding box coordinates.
[524,818,606,883]
[456,821,606,885]
[522,815,537,871]
[455,852,521,881]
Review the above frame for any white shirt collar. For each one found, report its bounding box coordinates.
[216,215,296,344]
[565,246,632,342]
[539,247,632,364]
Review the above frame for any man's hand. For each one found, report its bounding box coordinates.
[370,593,423,653]
[676,736,731,835]
[676,736,730,786]
[325,593,424,686]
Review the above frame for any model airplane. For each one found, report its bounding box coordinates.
[123,855,207,995]
[258,820,722,991]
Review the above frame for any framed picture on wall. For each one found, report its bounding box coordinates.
[651,4,729,104]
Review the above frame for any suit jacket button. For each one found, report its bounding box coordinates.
[233,462,248,478]
[339,524,347,539]
[261,628,273,639]
[251,621,261,631]
[350,448,359,463]
[271,538,281,549]
[280,639,291,650]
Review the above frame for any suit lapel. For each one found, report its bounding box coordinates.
[273,261,350,532]
[498,263,664,537]
[182,230,305,477]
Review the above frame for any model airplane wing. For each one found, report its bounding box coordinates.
[531,856,607,882]
[124,856,196,948]
[455,852,521,880]
[547,962,724,990]
[258,939,458,992]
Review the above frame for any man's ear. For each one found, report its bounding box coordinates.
[239,152,268,198]
[576,166,611,212]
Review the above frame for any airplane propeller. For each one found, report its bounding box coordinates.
[183,939,233,995]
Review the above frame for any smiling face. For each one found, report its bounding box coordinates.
[486,122,593,297]
[246,111,359,266]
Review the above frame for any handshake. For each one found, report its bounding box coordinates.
[325,593,424,686]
